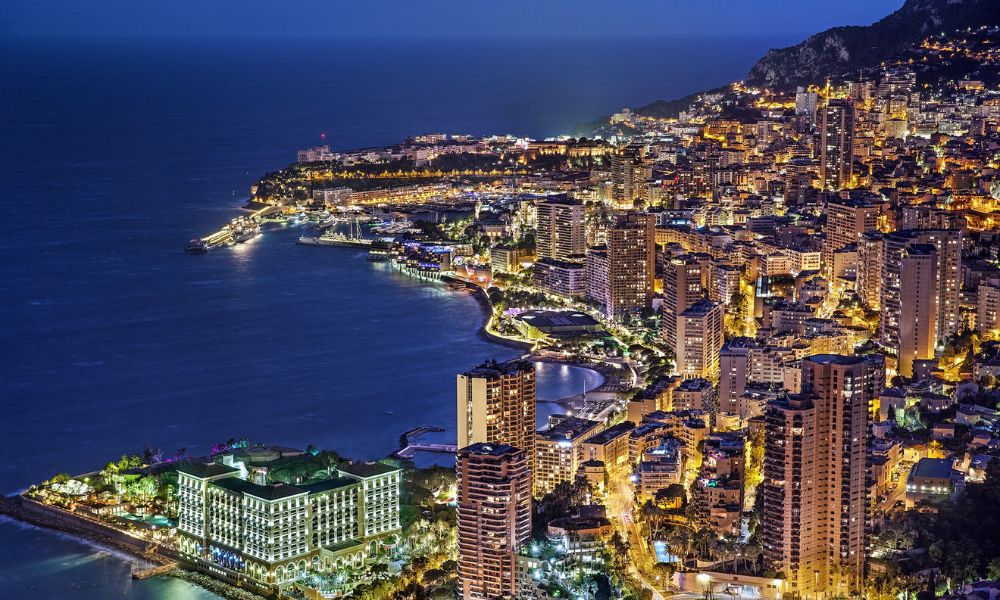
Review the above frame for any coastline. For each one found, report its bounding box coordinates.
[0,494,267,600]
[439,274,535,351]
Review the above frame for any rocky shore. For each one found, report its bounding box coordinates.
[0,494,269,600]
[0,494,156,559]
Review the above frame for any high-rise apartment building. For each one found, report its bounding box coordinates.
[718,337,755,416]
[898,244,940,377]
[856,232,884,310]
[610,144,645,208]
[535,195,586,262]
[587,213,655,321]
[762,354,884,598]
[457,361,536,475]
[795,86,818,124]
[457,443,532,600]
[822,198,882,277]
[820,100,856,191]
[661,254,707,350]
[674,299,724,382]
[977,277,1000,340]
[881,229,961,376]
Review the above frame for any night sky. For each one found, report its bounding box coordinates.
[4,0,904,40]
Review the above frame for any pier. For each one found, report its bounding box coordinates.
[197,205,283,249]
[393,442,458,459]
[393,425,455,459]
[132,560,177,580]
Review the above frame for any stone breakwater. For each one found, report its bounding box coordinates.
[0,494,270,600]
[0,494,159,559]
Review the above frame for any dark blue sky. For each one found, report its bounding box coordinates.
[4,0,903,39]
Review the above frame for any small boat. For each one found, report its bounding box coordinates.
[185,239,209,253]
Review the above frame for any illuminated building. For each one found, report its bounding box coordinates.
[580,421,636,469]
[719,338,754,416]
[661,254,708,350]
[176,459,400,590]
[762,354,883,598]
[694,433,745,536]
[674,299,724,381]
[881,230,962,376]
[905,457,957,507]
[636,438,683,503]
[587,213,655,321]
[457,360,537,480]
[534,256,587,298]
[819,99,855,191]
[534,416,601,496]
[821,197,882,278]
[610,144,646,208]
[457,443,532,600]
[977,277,1000,339]
[535,195,585,262]
[856,232,884,310]
[795,87,818,124]
[672,377,716,412]
[898,244,940,378]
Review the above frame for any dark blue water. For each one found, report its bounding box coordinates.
[0,35,788,598]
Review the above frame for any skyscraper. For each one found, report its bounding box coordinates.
[610,144,645,209]
[819,99,856,191]
[762,354,884,598]
[856,232,884,310]
[661,254,707,350]
[588,213,655,321]
[457,443,532,600]
[457,361,536,476]
[535,195,586,262]
[674,299,724,382]
[881,229,962,376]
[898,244,940,377]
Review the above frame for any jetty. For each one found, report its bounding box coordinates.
[393,425,455,459]
[394,442,458,459]
[132,560,177,580]
[193,205,283,250]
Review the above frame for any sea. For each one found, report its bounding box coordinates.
[0,34,791,598]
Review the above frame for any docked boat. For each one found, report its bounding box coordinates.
[298,232,371,247]
[229,217,261,243]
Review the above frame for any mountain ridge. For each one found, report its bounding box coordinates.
[747,0,1000,89]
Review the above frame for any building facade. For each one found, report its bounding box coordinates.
[457,443,532,600]
[457,360,537,479]
[762,355,884,598]
[176,460,401,590]
[674,299,724,381]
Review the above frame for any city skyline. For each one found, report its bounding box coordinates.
[3,0,1000,599]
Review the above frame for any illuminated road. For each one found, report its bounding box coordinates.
[605,465,667,600]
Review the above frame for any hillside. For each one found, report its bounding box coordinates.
[746,0,1000,90]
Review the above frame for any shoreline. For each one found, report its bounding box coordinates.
[439,274,535,351]
[0,494,267,600]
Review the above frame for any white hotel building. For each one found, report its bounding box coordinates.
[176,459,401,591]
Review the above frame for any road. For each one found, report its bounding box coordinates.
[605,465,667,600]
[873,462,912,515]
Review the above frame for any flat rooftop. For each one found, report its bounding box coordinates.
[538,416,602,442]
[910,457,954,480]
